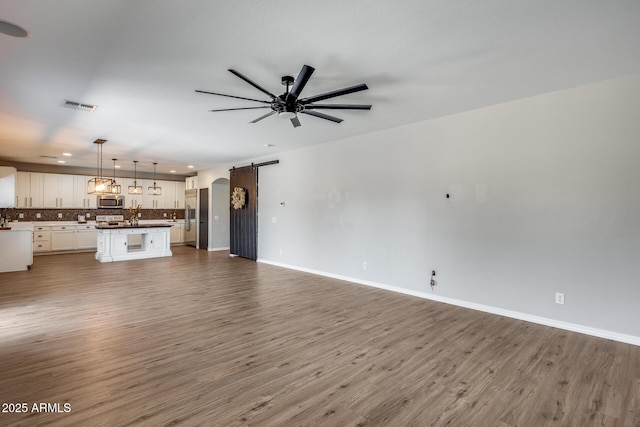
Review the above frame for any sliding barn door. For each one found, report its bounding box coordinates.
[230,166,258,260]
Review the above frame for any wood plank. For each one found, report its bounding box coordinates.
[0,248,639,426]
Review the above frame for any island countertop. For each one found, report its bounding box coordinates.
[95,223,173,229]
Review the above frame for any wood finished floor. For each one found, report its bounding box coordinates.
[1,247,639,427]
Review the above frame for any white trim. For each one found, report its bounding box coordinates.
[257,258,640,347]
[208,246,230,252]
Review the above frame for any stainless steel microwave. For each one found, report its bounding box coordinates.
[97,195,125,209]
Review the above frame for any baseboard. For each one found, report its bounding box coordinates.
[208,247,230,252]
[257,258,640,347]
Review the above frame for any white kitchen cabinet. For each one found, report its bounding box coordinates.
[143,230,166,251]
[51,225,75,251]
[162,181,184,210]
[33,225,51,252]
[160,181,176,210]
[111,233,129,255]
[123,178,149,209]
[170,223,184,244]
[73,175,97,209]
[16,172,44,208]
[174,181,185,209]
[185,176,197,190]
[76,225,98,249]
[0,228,33,273]
[43,174,75,208]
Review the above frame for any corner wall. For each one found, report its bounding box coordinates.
[253,74,640,342]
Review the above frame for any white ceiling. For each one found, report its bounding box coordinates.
[1,0,640,175]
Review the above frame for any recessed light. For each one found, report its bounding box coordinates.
[264,144,275,147]
[57,160,66,164]
[115,165,121,168]
[62,152,72,157]
[187,165,194,169]
[170,170,176,173]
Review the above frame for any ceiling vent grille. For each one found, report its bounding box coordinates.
[63,100,97,112]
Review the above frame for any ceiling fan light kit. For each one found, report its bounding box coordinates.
[196,64,371,128]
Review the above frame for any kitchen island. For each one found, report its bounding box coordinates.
[95,224,172,263]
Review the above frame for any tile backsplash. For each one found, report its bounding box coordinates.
[2,208,185,222]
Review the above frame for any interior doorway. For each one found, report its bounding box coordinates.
[198,188,208,250]
[210,178,230,250]
[230,166,258,260]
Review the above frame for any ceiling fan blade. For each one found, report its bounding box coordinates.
[305,104,372,110]
[195,90,271,104]
[209,106,271,112]
[300,83,369,104]
[290,116,301,128]
[286,65,315,103]
[250,111,276,123]
[228,69,277,99]
[300,110,343,123]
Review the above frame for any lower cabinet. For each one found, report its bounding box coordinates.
[33,224,98,253]
[33,226,51,252]
[76,225,98,250]
[170,223,184,245]
[51,226,75,251]
[111,234,129,256]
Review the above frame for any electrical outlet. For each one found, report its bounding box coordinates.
[86,213,90,218]
[272,217,277,223]
[36,213,41,219]
[19,213,24,219]
[57,213,63,218]
[163,213,167,217]
[279,249,283,255]
[555,292,565,305]
[362,261,367,270]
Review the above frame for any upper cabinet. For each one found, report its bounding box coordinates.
[73,175,97,209]
[15,171,44,208]
[185,176,197,190]
[43,174,75,208]
[13,172,184,210]
[161,181,183,210]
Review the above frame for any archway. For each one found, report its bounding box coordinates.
[210,177,230,250]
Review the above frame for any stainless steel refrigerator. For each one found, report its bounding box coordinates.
[184,189,197,246]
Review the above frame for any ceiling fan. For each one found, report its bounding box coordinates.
[195,65,371,128]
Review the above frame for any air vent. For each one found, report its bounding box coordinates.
[40,155,58,159]
[63,100,97,112]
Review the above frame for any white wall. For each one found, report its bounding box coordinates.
[249,74,640,341]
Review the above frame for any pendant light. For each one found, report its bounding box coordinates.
[127,160,143,195]
[87,139,113,194]
[109,159,122,194]
[148,162,162,195]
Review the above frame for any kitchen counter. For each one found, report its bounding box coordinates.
[95,223,172,229]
